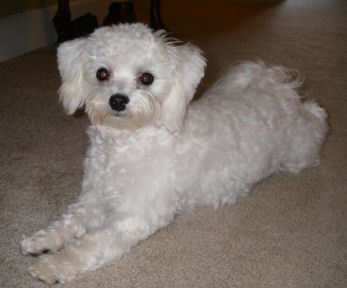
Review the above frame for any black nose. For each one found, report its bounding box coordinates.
[109,94,129,111]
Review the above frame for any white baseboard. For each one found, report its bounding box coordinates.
[0,0,114,62]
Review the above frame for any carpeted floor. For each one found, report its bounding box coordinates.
[0,0,346,287]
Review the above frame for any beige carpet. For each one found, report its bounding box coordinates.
[1,0,346,287]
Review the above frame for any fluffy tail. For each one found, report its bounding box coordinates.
[205,61,303,96]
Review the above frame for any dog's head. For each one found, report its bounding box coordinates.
[57,23,206,131]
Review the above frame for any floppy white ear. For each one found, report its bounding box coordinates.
[57,38,88,114]
[161,43,206,131]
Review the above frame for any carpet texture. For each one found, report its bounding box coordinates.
[0,0,346,287]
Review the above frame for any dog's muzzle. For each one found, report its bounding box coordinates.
[109,94,129,111]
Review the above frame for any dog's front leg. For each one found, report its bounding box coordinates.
[20,197,108,256]
[29,209,175,284]
[21,149,108,256]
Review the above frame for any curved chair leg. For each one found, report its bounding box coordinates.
[150,0,167,31]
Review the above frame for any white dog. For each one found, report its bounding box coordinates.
[21,23,328,284]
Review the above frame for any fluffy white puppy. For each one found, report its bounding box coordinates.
[21,23,328,284]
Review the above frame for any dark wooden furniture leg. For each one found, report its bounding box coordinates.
[53,0,74,42]
[150,0,167,31]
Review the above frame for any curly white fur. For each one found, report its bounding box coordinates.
[21,23,328,284]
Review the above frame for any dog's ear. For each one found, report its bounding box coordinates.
[161,43,206,131]
[57,38,88,114]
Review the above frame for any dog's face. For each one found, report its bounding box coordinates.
[57,23,206,131]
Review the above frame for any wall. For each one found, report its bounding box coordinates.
[0,0,115,62]
[1,0,60,17]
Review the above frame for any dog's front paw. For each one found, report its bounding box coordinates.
[21,236,51,257]
[21,235,49,256]
[29,256,60,284]
[21,231,64,256]
[29,254,76,284]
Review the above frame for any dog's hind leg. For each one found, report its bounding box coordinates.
[280,100,328,174]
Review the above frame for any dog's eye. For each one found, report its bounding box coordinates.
[140,72,154,85]
[96,68,109,81]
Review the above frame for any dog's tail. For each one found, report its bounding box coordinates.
[206,61,304,96]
